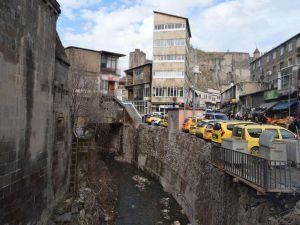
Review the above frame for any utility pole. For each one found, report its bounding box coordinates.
[193,66,200,117]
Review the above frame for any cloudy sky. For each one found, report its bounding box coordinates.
[57,0,300,72]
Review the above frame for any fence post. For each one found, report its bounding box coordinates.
[263,159,269,192]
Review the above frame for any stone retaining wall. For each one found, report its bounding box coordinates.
[120,124,299,225]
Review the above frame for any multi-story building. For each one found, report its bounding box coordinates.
[195,88,221,110]
[125,63,152,114]
[250,33,300,101]
[152,11,192,113]
[65,46,125,96]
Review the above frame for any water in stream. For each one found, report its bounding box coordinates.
[107,161,190,225]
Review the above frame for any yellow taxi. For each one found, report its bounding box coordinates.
[202,122,216,141]
[232,124,297,155]
[195,120,213,138]
[182,117,201,133]
[189,118,203,135]
[211,121,255,144]
[160,115,168,127]
[146,114,163,125]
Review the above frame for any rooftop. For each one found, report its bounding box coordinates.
[124,62,152,73]
[65,46,126,57]
[251,32,300,63]
[153,11,192,38]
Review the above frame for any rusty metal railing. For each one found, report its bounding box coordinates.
[211,145,294,193]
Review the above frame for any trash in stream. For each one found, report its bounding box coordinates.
[161,209,170,220]
[131,175,151,192]
[160,197,170,208]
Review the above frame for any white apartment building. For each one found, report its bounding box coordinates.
[151,11,192,113]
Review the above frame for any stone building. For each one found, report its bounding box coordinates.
[125,61,152,115]
[221,81,268,115]
[0,0,71,224]
[250,33,300,98]
[189,48,251,92]
[65,47,125,96]
[152,11,192,113]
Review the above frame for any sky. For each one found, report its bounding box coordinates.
[57,0,300,73]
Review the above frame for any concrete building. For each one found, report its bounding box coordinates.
[125,61,152,115]
[190,48,251,92]
[194,88,221,110]
[249,33,300,116]
[0,0,71,224]
[65,47,125,96]
[251,33,300,98]
[221,81,268,115]
[152,11,192,113]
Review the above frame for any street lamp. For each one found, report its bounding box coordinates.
[193,66,200,117]
[276,74,291,117]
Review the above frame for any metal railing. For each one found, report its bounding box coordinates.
[211,145,293,193]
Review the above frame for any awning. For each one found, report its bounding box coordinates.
[271,99,298,111]
[195,90,201,95]
[258,102,277,110]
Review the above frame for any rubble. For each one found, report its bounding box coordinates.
[49,158,117,225]
[132,175,151,192]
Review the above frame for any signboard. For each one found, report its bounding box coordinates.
[264,90,279,100]
[101,74,119,82]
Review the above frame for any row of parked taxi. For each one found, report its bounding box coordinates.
[182,116,297,155]
[143,112,298,155]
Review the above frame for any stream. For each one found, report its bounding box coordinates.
[107,160,190,225]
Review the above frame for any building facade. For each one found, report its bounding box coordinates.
[125,62,152,115]
[250,33,300,100]
[190,48,251,92]
[221,81,268,115]
[65,47,125,97]
[152,11,192,113]
[194,88,221,109]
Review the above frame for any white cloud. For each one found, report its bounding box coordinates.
[57,0,300,73]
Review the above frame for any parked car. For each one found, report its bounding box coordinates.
[211,121,255,144]
[202,122,216,141]
[195,120,215,138]
[182,117,201,132]
[146,114,163,125]
[160,115,168,127]
[204,113,229,120]
[189,118,203,135]
[232,124,297,155]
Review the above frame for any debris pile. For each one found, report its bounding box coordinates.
[131,175,150,192]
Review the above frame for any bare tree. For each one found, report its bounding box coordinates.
[70,66,101,131]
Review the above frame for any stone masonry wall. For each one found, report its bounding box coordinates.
[120,124,298,225]
[0,1,71,224]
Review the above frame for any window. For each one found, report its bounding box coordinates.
[288,58,293,67]
[273,51,277,59]
[280,129,296,139]
[297,37,300,47]
[257,60,261,67]
[297,55,300,65]
[153,39,185,48]
[247,128,262,138]
[280,47,284,56]
[288,42,293,52]
[101,55,116,71]
[233,127,243,137]
[153,71,184,79]
[154,23,186,31]
[265,129,279,139]
[266,55,270,63]
[154,55,185,62]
